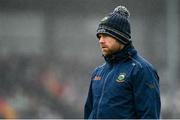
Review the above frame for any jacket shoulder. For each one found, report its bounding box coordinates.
[129,54,159,80]
[130,54,156,70]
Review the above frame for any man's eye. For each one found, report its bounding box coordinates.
[97,35,101,39]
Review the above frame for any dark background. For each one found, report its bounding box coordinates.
[0,0,180,118]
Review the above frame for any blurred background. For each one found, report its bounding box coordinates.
[0,0,179,119]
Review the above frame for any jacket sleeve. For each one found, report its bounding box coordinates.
[84,80,93,119]
[133,66,161,119]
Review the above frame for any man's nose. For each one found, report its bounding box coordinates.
[99,37,105,44]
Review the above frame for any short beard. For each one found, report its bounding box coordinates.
[102,49,116,57]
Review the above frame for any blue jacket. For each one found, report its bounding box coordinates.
[84,45,161,119]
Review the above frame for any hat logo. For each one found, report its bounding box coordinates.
[101,16,109,22]
[98,28,106,33]
[116,73,126,82]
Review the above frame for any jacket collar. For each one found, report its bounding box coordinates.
[104,44,137,64]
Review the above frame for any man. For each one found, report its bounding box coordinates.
[84,6,161,119]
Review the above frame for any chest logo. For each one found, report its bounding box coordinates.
[94,76,101,81]
[116,73,126,83]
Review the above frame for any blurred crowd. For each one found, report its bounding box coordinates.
[0,54,87,118]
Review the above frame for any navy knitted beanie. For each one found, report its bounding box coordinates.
[97,6,131,45]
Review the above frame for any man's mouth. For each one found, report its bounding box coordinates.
[101,46,107,49]
[101,47,108,52]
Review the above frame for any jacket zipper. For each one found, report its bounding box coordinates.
[96,65,112,118]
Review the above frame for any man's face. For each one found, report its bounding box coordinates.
[98,33,124,56]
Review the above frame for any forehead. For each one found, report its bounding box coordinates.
[98,33,114,39]
[98,33,124,45]
[98,33,118,41]
[98,33,111,36]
